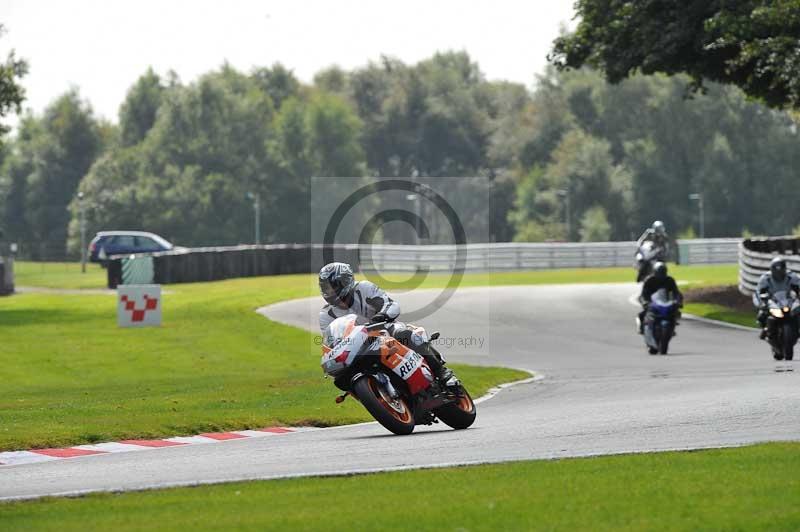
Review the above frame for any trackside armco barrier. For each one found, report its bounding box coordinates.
[107,239,741,287]
[738,237,800,296]
[362,239,740,273]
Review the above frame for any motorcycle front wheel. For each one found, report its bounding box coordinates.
[782,321,795,361]
[353,375,415,435]
[659,321,673,354]
[434,387,477,430]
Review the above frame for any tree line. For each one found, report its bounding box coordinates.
[1,51,799,258]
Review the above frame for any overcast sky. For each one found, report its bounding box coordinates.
[3,0,577,124]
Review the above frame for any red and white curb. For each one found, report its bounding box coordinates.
[0,371,540,468]
[0,427,318,467]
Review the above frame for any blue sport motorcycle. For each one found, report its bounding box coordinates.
[643,289,680,355]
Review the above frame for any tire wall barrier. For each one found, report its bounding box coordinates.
[108,244,360,287]
[0,256,14,295]
[738,237,800,296]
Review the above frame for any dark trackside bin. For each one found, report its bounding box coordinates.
[0,257,13,296]
[107,259,123,289]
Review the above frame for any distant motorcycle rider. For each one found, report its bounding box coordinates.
[318,262,454,385]
[636,220,670,262]
[754,256,800,340]
[637,262,683,334]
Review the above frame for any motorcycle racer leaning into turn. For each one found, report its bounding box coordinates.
[754,256,800,340]
[637,261,683,334]
[636,220,670,261]
[318,262,456,386]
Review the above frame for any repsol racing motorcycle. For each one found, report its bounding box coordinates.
[762,290,800,361]
[643,289,680,355]
[635,241,663,282]
[321,314,476,435]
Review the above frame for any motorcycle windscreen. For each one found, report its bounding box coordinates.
[651,288,675,306]
[321,315,366,376]
[649,288,676,317]
[771,290,790,308]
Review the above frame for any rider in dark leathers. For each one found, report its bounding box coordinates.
[637,262,683,334]
[754,256,800,340]
[318,262,454,385]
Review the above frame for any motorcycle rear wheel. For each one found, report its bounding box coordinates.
[434,388,477,430]
[353,375,415,435]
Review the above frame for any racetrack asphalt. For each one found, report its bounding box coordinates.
[3,283,799,500]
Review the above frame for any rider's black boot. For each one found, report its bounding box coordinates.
[419,346,456,386]
[435,365,455,385]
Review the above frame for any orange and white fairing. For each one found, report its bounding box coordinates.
[321,314,434,394]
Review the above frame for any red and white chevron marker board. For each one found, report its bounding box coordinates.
[117,285,162,327]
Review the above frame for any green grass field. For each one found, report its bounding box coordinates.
[2,442,798,531]
[13,261,107,289]
[0,275,524,451]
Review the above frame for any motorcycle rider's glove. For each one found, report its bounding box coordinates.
[370,312,392,324]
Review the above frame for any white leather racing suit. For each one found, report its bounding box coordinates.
[636,229,670,261]
[318,280,400,332]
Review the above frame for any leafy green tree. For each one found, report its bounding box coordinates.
[270,92,367,243]
[510,64,800,241]
[307,92,365,177]
[0,115,39,241]
[118,68,165,147]
[252,63,301,110]
[313,66,349,95]
[0,24,27,142]
[579,205,611,242]
[343,52,493,178]
[550,0,800,109]
[73,66,276,247]
[2,91,105,258]
[509,166,566,242]
[71,65,368,247]
[511,128,630,242]
[346,57,403,177]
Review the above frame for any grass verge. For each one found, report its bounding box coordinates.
[682,284,756,329]
[0,274,524,451]
[12,262,107,289]
[683,302,755,328]
[2,443,799,531]
[11,261,738,291]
